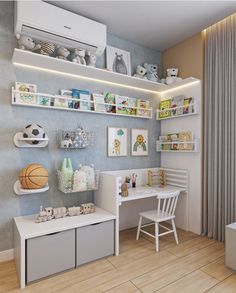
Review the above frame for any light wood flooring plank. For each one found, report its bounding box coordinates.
[156,270,219,293]
[104,281,140,293]
[206,274,236,292]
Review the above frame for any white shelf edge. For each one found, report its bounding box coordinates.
[156,139,199,153]
[156,112,199,121]
[12,49,200,94]
[14,132,49,148]
[14,180,49,196]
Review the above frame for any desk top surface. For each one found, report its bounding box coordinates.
[119,184,185,203]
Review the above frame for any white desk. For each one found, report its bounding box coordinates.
[94,167,188,255]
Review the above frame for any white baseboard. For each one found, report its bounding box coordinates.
[0,249,14,262]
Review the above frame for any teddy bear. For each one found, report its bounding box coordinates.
[164,68,182,85]
[143,63,160,82]
[87,51,97,67]
[16,34,41,51]
[56,46,70,60]
[68,48,86,65]
[33,41,57,56]
[133,65,147,79]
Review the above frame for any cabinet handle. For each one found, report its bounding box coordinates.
[45,232,60,236]
[91,222,102,226]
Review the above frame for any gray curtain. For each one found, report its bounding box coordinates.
[203,15,236,241]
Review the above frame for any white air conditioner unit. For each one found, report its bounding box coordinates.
[14,0,107,56]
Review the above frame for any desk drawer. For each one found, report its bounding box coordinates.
[76,220,114,266]
[27,229,75,283]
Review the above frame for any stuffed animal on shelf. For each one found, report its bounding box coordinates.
[56,46,70,60]
[67,206,81,217]
[16,34,41,51]
[143,63,160,82]
[133,65,147,79]
[81,202,96,214]
[33,41,56,56]
[163,68,182,85]
[87,51,97,67]
[68,48,87,65]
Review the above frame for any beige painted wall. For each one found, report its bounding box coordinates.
[162,32,204,81]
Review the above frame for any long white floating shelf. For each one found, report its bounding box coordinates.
[12,49,200,94]
[156,140,199,153]
[11,88,152,119]
[156,103,199,121]
[14,180,49,196]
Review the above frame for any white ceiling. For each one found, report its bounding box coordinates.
[48,1,236,51]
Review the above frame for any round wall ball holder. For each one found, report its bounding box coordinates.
[14,132,49,148]
[14,180,49,196]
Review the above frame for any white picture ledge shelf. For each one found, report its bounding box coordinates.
[12,49,200,94]
[14,180,49,196]
[156,140,199,153]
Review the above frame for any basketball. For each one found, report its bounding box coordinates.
[20,163,48,189]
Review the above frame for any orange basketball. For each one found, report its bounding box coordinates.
[20,163,48,189]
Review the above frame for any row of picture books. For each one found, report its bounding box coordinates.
[14,82,151,117]
[159,95,194,119]
[158,131,194,151]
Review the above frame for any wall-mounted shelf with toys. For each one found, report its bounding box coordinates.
[14,163,49,196]
[156,132,199,153]
[12,49,200,94]
[11,86,153,119]
[14,123,49,148]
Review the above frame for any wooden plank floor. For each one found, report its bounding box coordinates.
[0,227,235,293]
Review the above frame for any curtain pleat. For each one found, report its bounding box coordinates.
[203,15,236,241]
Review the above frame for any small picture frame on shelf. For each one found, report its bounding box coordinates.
[107,127,128,157]
[15,81,37,104]
[106,46,131,76]
[131,128,148,156]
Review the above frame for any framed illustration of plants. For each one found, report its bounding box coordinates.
[107,127,128,157]
[131,128,148,156]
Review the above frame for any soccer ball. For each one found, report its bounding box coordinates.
[23,124,46,145]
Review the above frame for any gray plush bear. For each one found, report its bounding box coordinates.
[68,48,86,65]
[144,63,160,83]
[16,34,41,51]
[56,46,70,60]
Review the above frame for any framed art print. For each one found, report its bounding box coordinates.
[108,127,128,157]
[131,128,148,156]
[106,46,131,76]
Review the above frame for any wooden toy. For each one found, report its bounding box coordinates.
[121,183,129,197]
[67,206,81,217]
[147,170,159,187]
[20,163,48,189]
[81,203,96,214]
[159,169,166,187]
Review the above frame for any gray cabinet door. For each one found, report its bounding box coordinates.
[27,229,75,283]
[76,220,114,266]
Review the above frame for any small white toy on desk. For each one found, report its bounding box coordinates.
[81,202,96,214]
[67,206,81,216]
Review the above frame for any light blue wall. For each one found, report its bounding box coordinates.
[0,1,161,251]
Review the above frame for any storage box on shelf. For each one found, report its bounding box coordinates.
[11,87,153,119]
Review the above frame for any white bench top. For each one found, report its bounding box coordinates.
[14,207,116,239]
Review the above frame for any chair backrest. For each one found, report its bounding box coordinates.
[157,191,180,216]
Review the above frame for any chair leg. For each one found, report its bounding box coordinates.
[155,222,159,252]
[136,216,142,240]
[172,219,179,245]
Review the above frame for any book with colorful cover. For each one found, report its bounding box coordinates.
[115,95,129,115]
[15,82,37,104]
[80,93,91,110]
[136,99,150,117]
[170,95,185,116]
[93,93,106,112]
[104,93,116,113]
[183,97,194,114]
[159,99,171,119]
[179,131,194,150]
[128,97,137,115]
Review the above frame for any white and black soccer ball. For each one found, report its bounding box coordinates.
[23,124,46,145]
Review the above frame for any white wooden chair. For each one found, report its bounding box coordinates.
[136,191,180,252]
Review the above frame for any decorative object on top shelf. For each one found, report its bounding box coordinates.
[56,46,70,60]
[131,128,148,156]
[143,63,160,83]
[68,48,87,65]
[16,34,41,51]
[35,202,96,223]
[87,51,97,67]
[133,65,147,80]
[14,124,49,148]
[60,126,95,149]
[157,95,198,120]
[161,68,182,85]
[107,127,128,157]
[33,41,57,56]
[14,163,49,195]
[156,131,199,152]
[58,158,99,193]
[106,46,131,76]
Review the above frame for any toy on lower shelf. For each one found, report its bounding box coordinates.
[35,203,95,223]
[14,124,49,148]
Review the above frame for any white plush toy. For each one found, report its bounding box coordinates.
[69,48,86,65]
[87,51,97,67]
[165,68,182,85]
[143,63,160,82]
[16,34,41,51]
[56,46,70,60]
[133,65,147,79]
